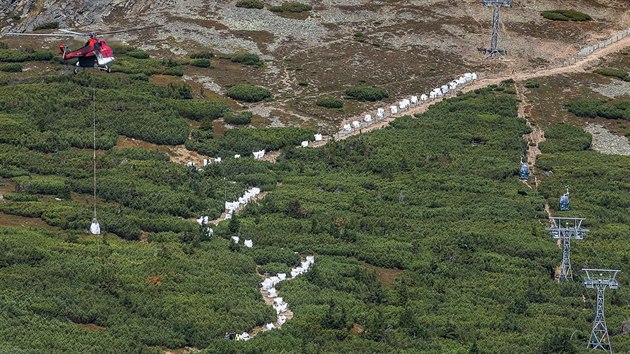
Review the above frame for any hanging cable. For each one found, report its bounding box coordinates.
[90,87,101,235]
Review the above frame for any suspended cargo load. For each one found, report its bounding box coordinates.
[90,218,101,235]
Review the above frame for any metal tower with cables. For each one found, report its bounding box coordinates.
[482,0,512,58]
[582,269,620,353]
[546,217,588,281]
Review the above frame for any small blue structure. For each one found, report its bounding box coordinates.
[519,156,529,180]
[560,186,570,211]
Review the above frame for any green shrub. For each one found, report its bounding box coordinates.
[126,50,150,59]
[541,9,592,21]
[3,193,39,202]
[594,67,630,82]
[270,2,312,12]
[226,84,272,102]
[524,81,540,89]
[33,21,59,31]
[0,49,53,62]
[236,0,265,9]
[0,63,22,72]
[345,86,389,102]
[354,32,364,39]
[169,99,229,121]
[316,96,343,109]
[190,51,214,59]
[0,42,8,50]
[230,53,263,66]
[567,99,630,121]
[539,123,592,153]
[191,59,212,68]
[224,111,253,125]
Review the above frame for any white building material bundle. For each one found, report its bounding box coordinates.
[244,239,253,248]
[234,154,241,159]
[352,120,361,129]
[231,236,240,244]
[261,278,274,290]
[253,150,265,160]
[364,114,372,123]
[472,72,478,80]
[430,91,438,99]
[314,134,323,141]
[196,216,209,225]
[441,85,449,94]
[411,96,418,104]
[301,141,309,147]
[390,105,398,115]
[266,323,275,330]
[421,94,428,101]
[343,124,352,132]
[377,108,385,118]
[268,288,277,298]
[277,273,287,281]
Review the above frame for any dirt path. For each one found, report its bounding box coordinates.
[321,35,630,145]
[515,83,546,189]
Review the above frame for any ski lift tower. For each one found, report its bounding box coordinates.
[582,269,621,353]
[482,0,512,58]
[546,217,588,281]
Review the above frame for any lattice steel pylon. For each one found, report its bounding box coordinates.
[582,269,620,353]
[482,0,512,58]
[546,217,588,281]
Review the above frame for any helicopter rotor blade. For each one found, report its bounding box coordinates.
[5,32,77,37]
[97,24,163,35]
[59,29,89,36]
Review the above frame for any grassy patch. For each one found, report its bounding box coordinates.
[33,21,59,31]
[226,84,272,102]
[236,0,265,9]
[593,67,630,82]
[345,86,389,102]
[270,2,312,13]
[316,96,344,109]
[541,9,592,21]
[230,53,263,67]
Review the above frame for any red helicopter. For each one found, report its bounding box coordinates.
[7,25,162,73]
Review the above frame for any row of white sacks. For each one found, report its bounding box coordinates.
[260,256,316,331]
[340,72,478,133]
[224,187,261,221]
